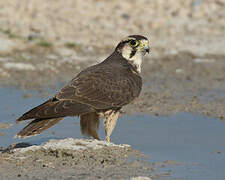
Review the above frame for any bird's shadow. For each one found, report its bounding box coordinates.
[1,142,32,153]
[1,137,64,153]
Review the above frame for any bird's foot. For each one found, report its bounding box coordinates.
[106,136,110,142]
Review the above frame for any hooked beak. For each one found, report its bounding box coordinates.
[140,40,150,54]
[144,45,150,53]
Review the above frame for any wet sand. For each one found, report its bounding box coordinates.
[0,139,154,180]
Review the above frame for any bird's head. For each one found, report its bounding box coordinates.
[115,35,150,72]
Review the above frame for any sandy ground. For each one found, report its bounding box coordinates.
[0,139,173,180]
[0,0,225,179]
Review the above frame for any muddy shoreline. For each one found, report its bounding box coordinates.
[0,139,174,180]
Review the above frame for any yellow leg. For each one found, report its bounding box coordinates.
[103,110,119,143]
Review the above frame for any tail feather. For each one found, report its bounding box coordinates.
[16,117,64,138]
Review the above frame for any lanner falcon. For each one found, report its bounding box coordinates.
[16,35,150,142]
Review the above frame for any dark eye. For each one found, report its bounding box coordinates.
[129,40,139,47]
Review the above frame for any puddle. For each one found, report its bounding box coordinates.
[0,87,225,180]
[114,114,225,180]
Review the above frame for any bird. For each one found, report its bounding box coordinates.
[16,35,150,142]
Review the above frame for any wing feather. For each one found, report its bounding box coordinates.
[56,64,142,109]
[17,99,94,121]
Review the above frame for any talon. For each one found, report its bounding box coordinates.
[106,137,110,142]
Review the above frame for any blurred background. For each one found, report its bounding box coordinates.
[0,0,224,53]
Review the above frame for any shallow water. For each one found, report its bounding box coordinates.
[1,87,225,180]
[116,114,225,180]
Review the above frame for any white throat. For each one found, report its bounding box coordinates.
[121,48,143,73]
